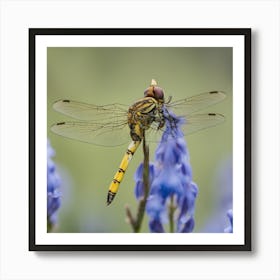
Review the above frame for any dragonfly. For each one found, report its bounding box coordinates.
[51,79,226,205]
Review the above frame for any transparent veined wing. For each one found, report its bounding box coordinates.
[182,113,225,136]
[144,112,225,143]
[53,99,128,122]
[51,92,226,146]
[51,121,130,147]
[51,99,130,146]
[166,91,226,116]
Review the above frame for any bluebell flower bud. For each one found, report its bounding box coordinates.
[134,162,155,200]
[47,140,61,230]
[224,209,233,233]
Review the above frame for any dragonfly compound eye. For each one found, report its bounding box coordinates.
[144,86,164,102]
[153,86,164,101]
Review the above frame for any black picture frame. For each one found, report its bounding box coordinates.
[29,28,251,251]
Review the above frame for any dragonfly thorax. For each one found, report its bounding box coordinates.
[128,96,165,141]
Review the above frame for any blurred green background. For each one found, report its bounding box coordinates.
[47,47,232,233]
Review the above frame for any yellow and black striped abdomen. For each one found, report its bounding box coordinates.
[107,141,141,205]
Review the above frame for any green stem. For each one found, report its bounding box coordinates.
[168,195,176,233]
[125,134,150,233]
[47,218,53,232]
[133,135,150,233]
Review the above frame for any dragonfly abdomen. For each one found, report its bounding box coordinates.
[107,141,141,205]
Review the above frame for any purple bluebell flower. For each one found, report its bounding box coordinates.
[47,140,61,230]
[134,110,198,233]
[224,209,233,233]
[134,162,155,200]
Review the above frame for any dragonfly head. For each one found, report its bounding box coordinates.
[144,80,165,103]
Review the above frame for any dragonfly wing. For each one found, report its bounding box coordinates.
[144,113,225,143]
[182,113,225,136]
[51,121,130,147]
[166,91,226,116]
[53,100,128,121]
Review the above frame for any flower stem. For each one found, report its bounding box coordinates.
[125,134,150,233]
[134,135,150,232]
[47,219,53,232]
[168,195,176,233]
